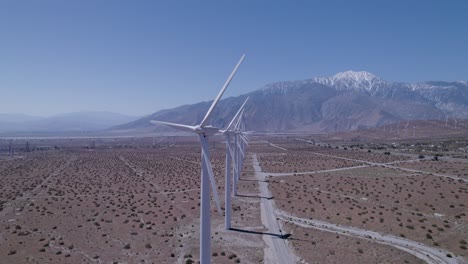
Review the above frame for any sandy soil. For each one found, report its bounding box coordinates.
[262,139,467,262]
[0,143,264,264]
[2,135,468,263]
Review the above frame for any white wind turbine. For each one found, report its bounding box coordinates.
[220,97,249,230]
[9,139,14,157]
[238,116,249,170]
[150,54,245,264]
[232,108,249,196]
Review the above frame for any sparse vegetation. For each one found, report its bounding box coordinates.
[0,136,466,263]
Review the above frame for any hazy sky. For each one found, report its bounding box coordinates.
[1,0,467,116]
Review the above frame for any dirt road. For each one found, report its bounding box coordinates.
[278,211,464,264]
[252,154,297,264]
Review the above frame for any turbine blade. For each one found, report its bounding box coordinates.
[237,141,244,157]
[225,97,249,132]
[226,138,235,160]
[239,134,249,146]
[234,108,245,131]
[200,54,246,127]
[199,135,222,214]
[150,120,196,133]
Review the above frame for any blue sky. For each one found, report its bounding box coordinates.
[0,0,467,116]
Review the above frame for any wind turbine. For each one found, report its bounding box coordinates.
[220,97,249,230]
[8,139,13,157]
[150,54,245,264]
[239,116,249,176]
[232,108,249,196]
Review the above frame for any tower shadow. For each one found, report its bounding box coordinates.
[230,228,291,239]
[239,178,267,183]
[236,194,273,200]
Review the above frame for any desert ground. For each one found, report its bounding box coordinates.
[0,134,467,264]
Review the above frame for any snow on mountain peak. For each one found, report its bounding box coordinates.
[332,71,380,82]
[313,70,385,92]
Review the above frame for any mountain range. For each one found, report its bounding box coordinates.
[0,111,138,133]
[112,71,468,133]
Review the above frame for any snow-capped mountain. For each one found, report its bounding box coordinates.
[312,71,388,93]
[113,72,468,133]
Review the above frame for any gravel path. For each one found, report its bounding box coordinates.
[278,211,465,264]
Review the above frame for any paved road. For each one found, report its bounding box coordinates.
[252,154,297,264]
[278,211,464,264]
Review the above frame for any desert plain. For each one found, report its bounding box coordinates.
[0,132,467,264]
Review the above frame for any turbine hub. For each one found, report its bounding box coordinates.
[197,125,220,136]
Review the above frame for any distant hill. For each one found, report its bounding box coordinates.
[112,71,468,133]
[0,111,138,133]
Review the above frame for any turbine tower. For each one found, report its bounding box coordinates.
[150,54,245,264]
[220,97,249,230]
[238,116,249,171]
[232,108,249,196]
[8,139,13,157]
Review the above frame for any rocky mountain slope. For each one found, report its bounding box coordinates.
[113,71,468,133]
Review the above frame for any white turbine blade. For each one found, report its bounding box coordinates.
[224,97,249,132]
[239,134,249,146]
[200,54,246,127]
[234,108,245,131]
[150,120,196,133]
[199,136,222,214]
[237,141,244,157]
[243,133,250,142]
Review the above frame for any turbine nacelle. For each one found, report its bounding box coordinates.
[197,125,220,136]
